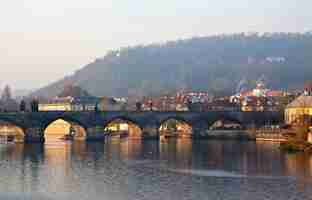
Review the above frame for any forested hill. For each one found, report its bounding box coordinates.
[33,33,312,97]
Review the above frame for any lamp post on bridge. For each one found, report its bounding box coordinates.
[19,100,26,112]
[149,100,153,111]
[30,99,39,112]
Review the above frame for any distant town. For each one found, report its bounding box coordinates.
[0,78,312,150]
[1,1,312,198]
[0,79,299,113]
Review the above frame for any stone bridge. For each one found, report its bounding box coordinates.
[0,111,283,143]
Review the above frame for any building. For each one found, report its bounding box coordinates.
[240,96,271,112]
[140,91,210,112]
[99,97,127,111]
[230,81,287,112]
[39,97,73,111]
[39,96,101,111]
[205,98,239,112]
[71,96,101,111]
[285,94,312,125]
[285,83,312,143]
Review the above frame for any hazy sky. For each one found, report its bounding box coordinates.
[0,0,311,90]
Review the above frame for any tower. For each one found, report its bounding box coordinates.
[304,81,312,96]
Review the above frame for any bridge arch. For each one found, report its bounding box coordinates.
[0,118,25,143]
[103,116,143,139]
[208,117,243,130]
[158,116,193,139]
[0,115,26,129]
[43,116,88,142]
[159,116,192,127]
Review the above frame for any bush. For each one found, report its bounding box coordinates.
[280,139,312,153]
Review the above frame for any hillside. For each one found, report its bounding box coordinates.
[33,33,312,98]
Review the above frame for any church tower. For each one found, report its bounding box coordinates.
[304,81,312,96]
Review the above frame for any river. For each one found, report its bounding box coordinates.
[0,139,311,200]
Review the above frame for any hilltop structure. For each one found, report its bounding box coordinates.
[285,83,312,125]
[230,80,287,112]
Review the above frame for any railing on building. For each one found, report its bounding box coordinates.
[249,127,289,142]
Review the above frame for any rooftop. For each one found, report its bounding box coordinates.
[286,95,312,108]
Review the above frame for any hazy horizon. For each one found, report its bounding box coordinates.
[1,0,311,90]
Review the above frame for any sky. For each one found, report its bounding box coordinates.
[0,0,311,91]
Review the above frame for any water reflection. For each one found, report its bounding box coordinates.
[0,139,311,199]
[1,140,312,179]
[160,139,193,169]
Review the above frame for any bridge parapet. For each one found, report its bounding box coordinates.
[0,111,283,143]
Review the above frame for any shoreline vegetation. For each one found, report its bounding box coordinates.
[280,121,312,153]
[280,140,312,153]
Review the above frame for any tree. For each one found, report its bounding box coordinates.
[296,115,310,141]
[58,84,91,98]
[31,33,312,98]
[0,85,19,112]
[1,85,12,101]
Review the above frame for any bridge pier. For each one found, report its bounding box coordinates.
[190,122,209,140]
[72,125,87,141]
[86,126,106,142]
[191,129,206,140]
[128,124,142,139]
[24,127,45,143]
[141,125,159,140]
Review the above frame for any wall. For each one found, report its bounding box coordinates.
[285,107,312,124]
[39,104,72,111]
[194,130,254,140]
[308,132,312,144]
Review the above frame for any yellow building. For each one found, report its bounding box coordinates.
[39,97,73,111]
[39,96,102,112]
[39,103,72,111]
[285,95,312,124]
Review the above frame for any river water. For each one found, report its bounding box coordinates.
[0,139,312,200]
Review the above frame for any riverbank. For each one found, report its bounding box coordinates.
[195,129,288,141]
[194,130,253,140]
[280,140,312,153]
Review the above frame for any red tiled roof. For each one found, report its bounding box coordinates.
[266,91,284,97]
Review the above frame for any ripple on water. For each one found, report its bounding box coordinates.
[0,140,311,200]
[0,193,53,200]
[168,168,298,181]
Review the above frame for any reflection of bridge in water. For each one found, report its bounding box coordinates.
[0,111,282,143]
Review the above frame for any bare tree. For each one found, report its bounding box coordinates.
[19,100,26,112]
[1,85,12,101]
